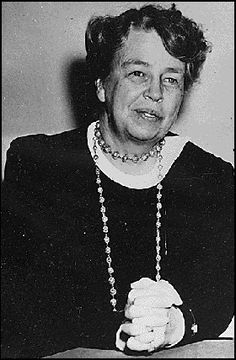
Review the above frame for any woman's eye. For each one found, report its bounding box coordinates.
[130,71,146,77]
[128,71,148,83]
[163,77,178,85]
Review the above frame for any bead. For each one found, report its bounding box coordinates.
[108,267,114,274]
[99,197,105,203]
[103,225,108,233]
[156,193,162,199]
[156,183,163,190]
[105,247,111,254]
[108,277,115,285]
[104,236,110,244]
[112,151,119,160]
[96,178,101,184]
[93,155,98,161]
[110,288,117,295]
[104,145,111,153]
[98,139,105,146]
[149,149,155,157]
[95,130,101,138]
[132,155,139,163]
[97,187,103,193]
[102,215,108,223]
[122,154,128,162]
[156,203,162,209]
[100,206,106,213]
[156,221,161,228]
[110,298,117,306]
[141,153,149,161]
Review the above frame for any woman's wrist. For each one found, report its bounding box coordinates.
[177,304,198,342]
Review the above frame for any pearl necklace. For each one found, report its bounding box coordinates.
[94,121,164,163]
[92,121,165,312]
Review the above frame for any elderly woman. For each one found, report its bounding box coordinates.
[1,3,234,358]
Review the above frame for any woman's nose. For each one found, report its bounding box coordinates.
[143,80,163,103]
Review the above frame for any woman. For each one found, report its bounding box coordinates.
[1,3,234,358]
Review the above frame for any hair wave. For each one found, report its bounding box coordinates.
[85,3,212,91]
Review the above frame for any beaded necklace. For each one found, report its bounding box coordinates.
[92,121,165,312]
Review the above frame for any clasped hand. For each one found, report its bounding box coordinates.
[116,277,182,352]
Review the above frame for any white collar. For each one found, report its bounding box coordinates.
[87,121,190,189]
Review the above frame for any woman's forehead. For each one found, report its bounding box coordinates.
[115,28,185,71]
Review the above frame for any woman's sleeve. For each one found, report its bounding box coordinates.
[1,138,125,358]
[175,161,234,346]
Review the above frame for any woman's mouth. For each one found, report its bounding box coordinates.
[135,110,162,121]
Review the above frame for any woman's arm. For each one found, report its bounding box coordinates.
[1,137,125,358]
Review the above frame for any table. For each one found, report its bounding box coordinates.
[45,339,234,358]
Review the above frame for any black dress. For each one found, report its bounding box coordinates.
[1,126,234,358]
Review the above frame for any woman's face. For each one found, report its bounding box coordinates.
[97,28,185,147]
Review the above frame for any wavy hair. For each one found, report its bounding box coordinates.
[85,3,211,92]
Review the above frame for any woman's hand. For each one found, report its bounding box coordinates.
[116,277,184,352]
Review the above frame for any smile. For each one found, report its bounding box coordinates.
[141,112,157,119]
[135,109,162,121]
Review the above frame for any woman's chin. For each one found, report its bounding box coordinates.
[128,129,162,144]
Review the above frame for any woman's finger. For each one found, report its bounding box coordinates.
[134,331,155,344]
[132,315,169,327]
[125,304,168,319]
[128,288,169,304]
[131,277,155,289]
[120,322,149,336]
[147,326,166,352]
[128,279,182,306]
[134,295,173,308]
[153,326,166,346]
[126,336,151,351]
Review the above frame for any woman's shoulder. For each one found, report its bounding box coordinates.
[181,141,233,179]
[3,126,90,182]
[9,127,86,153]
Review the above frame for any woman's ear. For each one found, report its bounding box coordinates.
[95,79,105,103]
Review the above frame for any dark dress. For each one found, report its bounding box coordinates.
[1,125,234,358]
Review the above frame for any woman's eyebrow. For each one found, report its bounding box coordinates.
[121,59,150,68]
[164,67,185,74]
[121,61,184,74]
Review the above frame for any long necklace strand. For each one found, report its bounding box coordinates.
[92,121,165,311]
